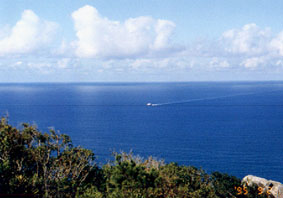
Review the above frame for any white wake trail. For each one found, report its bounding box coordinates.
[151,92,258,106]
[148,88,283,107]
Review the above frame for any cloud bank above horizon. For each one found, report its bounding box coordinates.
[1,4,283,81]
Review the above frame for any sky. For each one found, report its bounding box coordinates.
[1,0,283,82]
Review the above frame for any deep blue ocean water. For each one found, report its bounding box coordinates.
[1,82,283,182]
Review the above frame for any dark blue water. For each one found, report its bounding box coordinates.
[0,82,283,182]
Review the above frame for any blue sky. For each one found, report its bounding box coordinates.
[1,0,283,82]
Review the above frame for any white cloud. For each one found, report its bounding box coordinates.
[240,57,266,69]
[15,61,23,66]
[209,57,230,68]
[0,10,58,56]
[270,31,283,56]
[71,5,177,58]
[129,57,194,71]
[182,23,283,72]
[27,62,52,71]
[2,7,283,79]
[131,59,152,69]
[221,23,271,55]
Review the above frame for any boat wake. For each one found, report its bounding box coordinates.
[149,91,274,106]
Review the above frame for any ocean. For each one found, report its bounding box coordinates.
[0,82,283,182]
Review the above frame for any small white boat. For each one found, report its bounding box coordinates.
[146,103,152,106]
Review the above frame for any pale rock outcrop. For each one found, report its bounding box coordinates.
[242,175,283,198]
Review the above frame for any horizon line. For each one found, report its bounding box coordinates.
[0,80,283,84]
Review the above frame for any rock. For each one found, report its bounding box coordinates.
[242,175,283,198]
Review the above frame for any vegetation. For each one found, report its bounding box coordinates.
[0,118,269,197]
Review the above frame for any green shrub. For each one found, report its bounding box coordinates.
[0,118,269,197]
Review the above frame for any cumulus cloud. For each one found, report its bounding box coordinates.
[71,5,178,58]
[180,23,283,72]
[129,57,194,71]
[0,10,58,56]
[240,57,266,69]
[270,31,283,56]
[15,61,23,66]
[209,57,230,68]
[221,23,271,55]
[2,7,283,78]
[56,58,79,69]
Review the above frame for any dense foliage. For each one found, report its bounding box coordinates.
[0,118,269,197]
